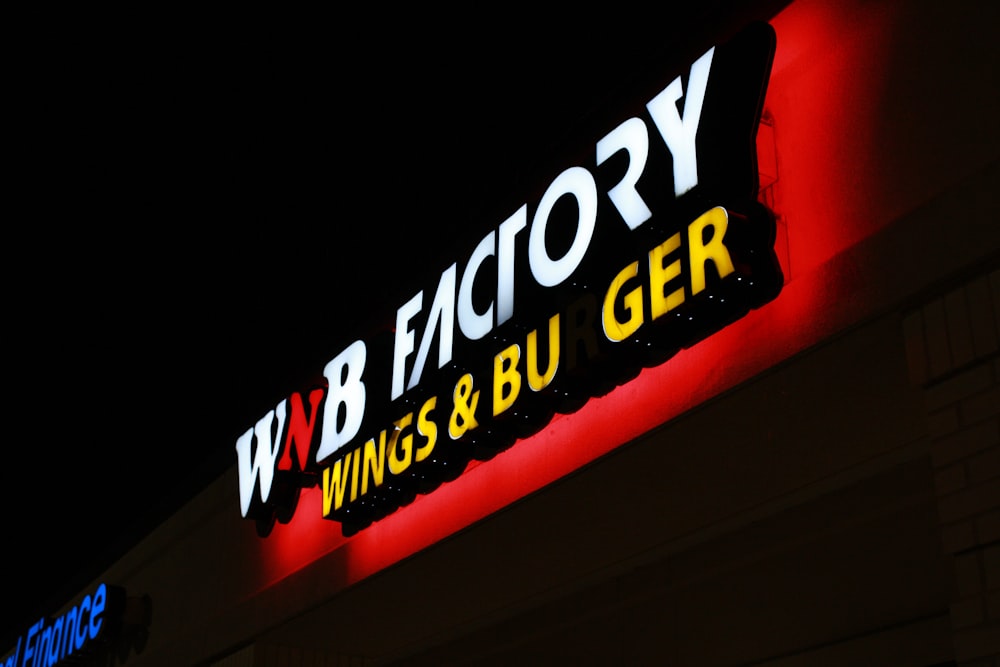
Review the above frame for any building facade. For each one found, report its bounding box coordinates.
[5,0,999,664]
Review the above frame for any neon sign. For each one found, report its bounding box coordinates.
[236,22,781,537]
[2,583,124,667]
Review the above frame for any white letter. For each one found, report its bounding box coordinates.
[458,232,495,341]
[235,400,288,517]
[497,205,527,326]
[646,46,714,197]
[596,117,652,229]
[408,263,457,392]
[316,340,367,462]
[528,166,598,287]
[392,292,422,400]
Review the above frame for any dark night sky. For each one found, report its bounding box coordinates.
[3,3,780,650]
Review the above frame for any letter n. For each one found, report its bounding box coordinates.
[278,388,325,472]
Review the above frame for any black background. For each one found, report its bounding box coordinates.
[3,2,784,651]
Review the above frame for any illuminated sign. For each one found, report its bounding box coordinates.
[2,583,124,667]
[236,22,781,537]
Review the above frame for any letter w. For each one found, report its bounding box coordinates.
[235,400,288,518]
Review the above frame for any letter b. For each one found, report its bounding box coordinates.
[316,340,367,463]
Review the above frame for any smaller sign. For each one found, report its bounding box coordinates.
[2,583,127,667]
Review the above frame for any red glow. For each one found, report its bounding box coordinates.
[763,0,904,279]
[254,0,907,601]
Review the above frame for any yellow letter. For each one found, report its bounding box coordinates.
[688,207,735,295]
[361,432,387,496]
[414,396,438,462]
[527,313,560,391]
[493,344,522,417]
[602,261,644,342]
[449,374,480,439]
[350,445,361,501]
[649,232,684,319]
[388,413,414,475]
[322,451,353,516]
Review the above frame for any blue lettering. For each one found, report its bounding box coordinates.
[21,620,40,667]
[2,583,115,667]
[3,637,20,667]
[36,624,53,667]
[88,584,106,641]
[58,608,77,662]
[72,596,90,652]
[43,616,64,667]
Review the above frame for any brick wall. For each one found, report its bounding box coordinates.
[904,267,1000,665]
